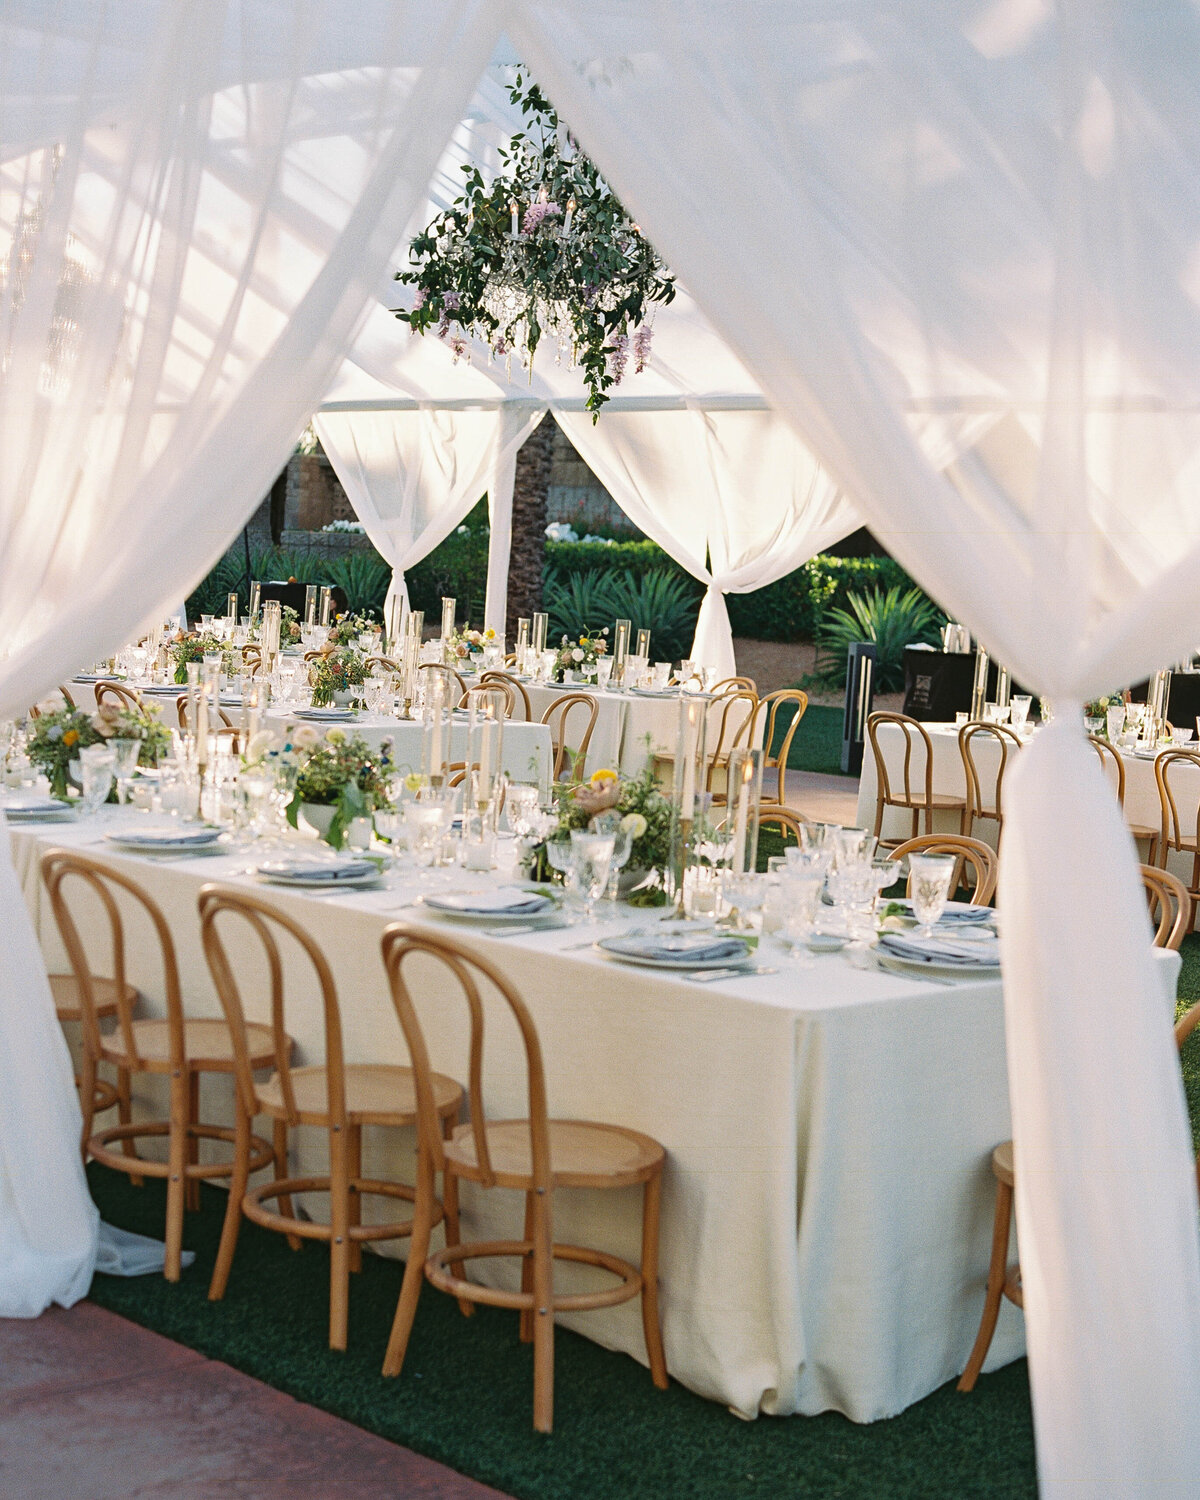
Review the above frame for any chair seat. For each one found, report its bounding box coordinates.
[883,792,965,810]
[1128,823,1158,840]
[992,1139,1014,1187]
[100,1018,278,1073]
[256,1063,461,1127]
[50,973,135,1023]
[445,1118,665,1191]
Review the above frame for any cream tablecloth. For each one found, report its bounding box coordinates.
[10,806,1070,1422]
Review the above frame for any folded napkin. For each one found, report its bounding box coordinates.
[430,887,552,914]
[259,858,375,881]
[891,899,992,925]
[605,931,749,964]
[110,825,220,846]
[879,929,1000,966]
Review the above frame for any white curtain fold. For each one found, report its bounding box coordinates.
[555,405,857,677]
[314,402,543,624]
[512,0,1200,1486]
[0,0,500,1316]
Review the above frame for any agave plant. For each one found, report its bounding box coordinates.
[817,585,944,693]
[325,551,392,616]
[544,566,702,662]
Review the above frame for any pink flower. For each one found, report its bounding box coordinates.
[412,288,427,311]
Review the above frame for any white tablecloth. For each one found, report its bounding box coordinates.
[6,806,1064,1422]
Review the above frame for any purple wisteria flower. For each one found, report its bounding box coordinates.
[607,331,629,383]
[633,324,653,373]
[412,287,427,311]
[522,202,561,234]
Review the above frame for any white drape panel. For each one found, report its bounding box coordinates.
[0,0,500,1315]
[555,407,855,677]
[314,404,542,621]
[484,426,523,634]
[512,1,1200,1487]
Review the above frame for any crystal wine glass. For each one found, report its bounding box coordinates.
[908,853,956,939]
[79,749,116,814]
[569,830,616,921]
[109,738,142,806]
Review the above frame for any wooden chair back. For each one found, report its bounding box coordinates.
[867,711,937,822]
[1142,864,1190,952]
[175,693,234,732]
[419,662,468,705]
[756,804,811,847]
[197,885,346,1130]
[461,682,514,720]
[887,833,998,905]
[41,848,181,1071]
[1087,733,1127,805]
[709,675,757,696]
[735,689,808,805]
[241,645,262,675]
[1154,748,1200,857]
[705,688,759,795]
[540,692,599,782]
[380,924,550,1195]
[480,671,532,721]
[958,721,1023,830]
[95,681,143,712]
[368,655,400,674]
[28,686,77,719]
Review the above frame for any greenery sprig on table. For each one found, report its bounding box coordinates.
[92,701,172,766]
[446,625,498,663]
[310,649,369,707]
[171,633,232,684]
[554,629,608,681]
[394,78,675,416]
[527,763,672,900]
[28,707,102,799]
[285,728,394,850]
[326,613,381,649]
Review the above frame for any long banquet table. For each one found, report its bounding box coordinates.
[6,805,1051,1422]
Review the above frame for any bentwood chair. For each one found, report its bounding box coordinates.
[378,925,668,1433]
[240,645,262,675]
[887,834,998,906]
[958,722,1023,845]
[419,662,469,706]
[461,682,514,719]
[94,681,143,712]
[198,887,464,1352]
[540,692,599,782]
[481,671,532,721]
[174,693,235,733]
[41,850,281,1281]
[756,804,812,849]
[1154,749,1200,928]
[704,688,759,802]
[709,675,758,696]
[1088,734,1159,862]
[733,689,809,806]
[867,711,966,845]
[958,864,1191,1392]
[28,686,77,719]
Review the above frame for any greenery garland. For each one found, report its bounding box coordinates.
[394,78,675,416]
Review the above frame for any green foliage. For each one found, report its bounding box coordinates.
[817,585,946,692]
[407,513,491,623]
[286,729,394,849]
[395,79,674,415]
[324,552,391,616]
[544,566,702,662]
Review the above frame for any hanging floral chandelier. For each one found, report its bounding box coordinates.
[394,78,676,416]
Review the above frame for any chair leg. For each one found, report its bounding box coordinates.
[530,1188,555,1434]
[272,1119,301,1252]
[958,1177,1014,1392]
[328,1123,351,1352]
[440,1113,472,1317]
[519,1190,536,1344]
[381,1148,437,1378]
[185,1071,201,1212]
[116,1066,142,1186]
[209,1105,251,1301]
[164,1071,189,1283]
[347,1125,363,1274]
[78,1051,98,1161]
[640,1171,669,1390]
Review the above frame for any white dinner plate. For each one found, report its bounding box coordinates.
[627,686,679,699]
[421,887,559,922]
[255,867,382,891]
[105,826,225,856]
[875,951,1002,982]
[293,708,356,721]
[595,931,754,971]
[3,799,76,821]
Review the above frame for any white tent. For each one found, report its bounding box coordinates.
[4,6,1200,1495]
[314,62,861,678]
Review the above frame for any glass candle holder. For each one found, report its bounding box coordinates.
[319,586,333,626]
[248,581,262,619]
[726,747,763,874]
[304,585,318,626]
[613,619,631,685]
[422,673,452,786]
[635,628,651,661]
[440,596,456,645]
[669,692,711,909]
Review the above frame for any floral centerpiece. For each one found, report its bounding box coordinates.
[285,726,394,849]
[327,613,381,649]
[1085,692,1126,732]
[28,707,103,799]
[446,624,497,664]
[92,700,172,767]
[554,629,608,682]
[171,632,232,683]
[310,649,369,707]
[528,764,671,903]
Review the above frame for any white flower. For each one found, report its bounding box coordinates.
[292,724,320,750]
[245,730,276,762]
[571,647,584,662]
[325,727,347,746]
[620,812,647,839]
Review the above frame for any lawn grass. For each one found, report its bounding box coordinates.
[771,700,847,776]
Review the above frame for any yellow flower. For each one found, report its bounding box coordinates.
[589,767,618,786]
[62,729,79,747]
[620,812,647,839]
[325,727,347,746]
[403,771,427,793]
[484,627,496,640]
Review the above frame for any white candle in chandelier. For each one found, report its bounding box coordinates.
[510,200,519,237]
[562,197,576,237]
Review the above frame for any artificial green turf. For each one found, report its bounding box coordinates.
[86,936,1200,1500]
[771,701,848,777]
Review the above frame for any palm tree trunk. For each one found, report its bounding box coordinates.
[505,415,555,639]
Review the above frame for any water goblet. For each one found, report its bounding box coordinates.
[1106,702,1126,742]
[79,749,116,814]
[908,853,956,939]
[1172,725,1193,746]
[778,873,824,959]
[569,830,615,921]
[1010,695,1032,734]
[596,658,614,691]
[109,738,142,805]
[544,835,581,907]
